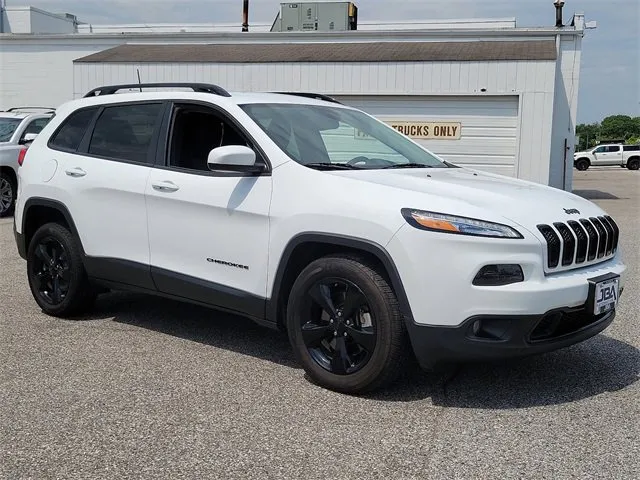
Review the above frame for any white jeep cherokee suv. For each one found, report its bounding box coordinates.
[14,83,626,394]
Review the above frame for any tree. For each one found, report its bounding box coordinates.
[576,122,601,151]
[600,115,640,141]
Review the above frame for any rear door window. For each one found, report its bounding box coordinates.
[88,103,163,164]
[49,108,99,152]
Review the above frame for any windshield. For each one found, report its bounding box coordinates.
[239,103,450,170]
[0,118,22,143]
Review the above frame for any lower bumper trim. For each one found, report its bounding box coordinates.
[406,305,616,369]
[14,221,27,260]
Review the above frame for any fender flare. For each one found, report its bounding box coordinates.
[22,197,85,255]
[266,232,415,325]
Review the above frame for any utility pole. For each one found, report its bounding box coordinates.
[242,0,249,32]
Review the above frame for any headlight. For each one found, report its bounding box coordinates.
[401,209,523,239]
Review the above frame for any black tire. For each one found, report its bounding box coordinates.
[627,158,640,171]
[27,222,96,318]
[0,171,16,218]
[286,254,410,394]
[575,158,590,171]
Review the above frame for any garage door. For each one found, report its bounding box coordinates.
[335,95,520,177]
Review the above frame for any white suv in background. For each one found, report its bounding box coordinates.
[14,83,626,394]
[0,107,55,216]
[574,143,640,171]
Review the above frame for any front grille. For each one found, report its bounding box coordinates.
[537,216,620,271]
[579,219,598,261]
[567,220,587,264]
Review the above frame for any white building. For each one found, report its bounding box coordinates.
[0,2,592,190]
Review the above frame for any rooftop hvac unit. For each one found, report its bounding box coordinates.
[271,2,358,32]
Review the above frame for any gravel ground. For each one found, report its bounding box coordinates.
[1,169,639,479]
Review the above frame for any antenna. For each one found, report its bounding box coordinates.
[137,69,142,92]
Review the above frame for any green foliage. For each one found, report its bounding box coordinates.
[576,115,640,151]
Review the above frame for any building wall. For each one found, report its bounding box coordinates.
[1,7,76,34]
[0,25,585,189]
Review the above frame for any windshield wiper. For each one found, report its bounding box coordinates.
[382,163,434,169]
[304,162,362,171]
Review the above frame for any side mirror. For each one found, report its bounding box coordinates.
[20,133,38,145]
[207,145,262,172]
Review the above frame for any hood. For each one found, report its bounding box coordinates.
[328,167,605,227]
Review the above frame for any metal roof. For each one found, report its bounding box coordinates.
[74,40,557,64]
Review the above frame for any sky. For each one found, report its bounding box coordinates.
[10,0,640,124]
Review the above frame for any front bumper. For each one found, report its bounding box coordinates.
[406,305,617,369]
[386,223,626,368]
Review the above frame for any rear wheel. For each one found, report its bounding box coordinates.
[0,172,16,217]
[575,158,590,171]
[286,254,410,394]
[27,223,97,317]
[627,158,640,171]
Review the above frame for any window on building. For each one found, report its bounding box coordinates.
[49,108,99,152]
[88,103,163,163]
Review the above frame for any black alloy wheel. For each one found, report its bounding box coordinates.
[287,255,410,394]
[0,173,15,217]
[627,158,640,171]
[31,236,71,305]
[301,278,376,375]
[27,222,97,317]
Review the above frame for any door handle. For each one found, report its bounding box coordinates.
[152,181,180,193]
[65,167,86,178]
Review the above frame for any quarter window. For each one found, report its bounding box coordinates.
[49,108,99,152]
[88,103,163,163]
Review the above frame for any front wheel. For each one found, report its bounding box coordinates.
[575,158,590,171]
[286,255,410,394]
[27,223,97,318]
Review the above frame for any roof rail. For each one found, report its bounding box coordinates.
[84,83,232,98]
[6,107,56,113]
[272,92,343,105]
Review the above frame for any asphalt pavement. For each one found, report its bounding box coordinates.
[1,168,639,479]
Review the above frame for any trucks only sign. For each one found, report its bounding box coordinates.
[356,122,462,140]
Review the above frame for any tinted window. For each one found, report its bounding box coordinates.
[88,104,163,163]
[0,118,23,143]
[593,146,606,153]
[623,145,640,151]
[50,108,99,152]
[167,104,256,172]
[607,145,621,152]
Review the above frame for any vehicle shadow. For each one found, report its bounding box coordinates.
[367,335,640,408]
[81,291,298,369]
[80,292,639,409]
[573,189,621,200]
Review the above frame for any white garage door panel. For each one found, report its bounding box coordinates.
[336,95,520,177]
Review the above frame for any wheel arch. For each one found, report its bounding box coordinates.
[22,198,84,258]
[267,233,414,330]
[0,165,18,185]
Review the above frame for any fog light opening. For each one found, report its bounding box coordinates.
[473,264,524,286]
[468,318,512,341]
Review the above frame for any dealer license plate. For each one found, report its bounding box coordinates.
[590,275,620,315]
